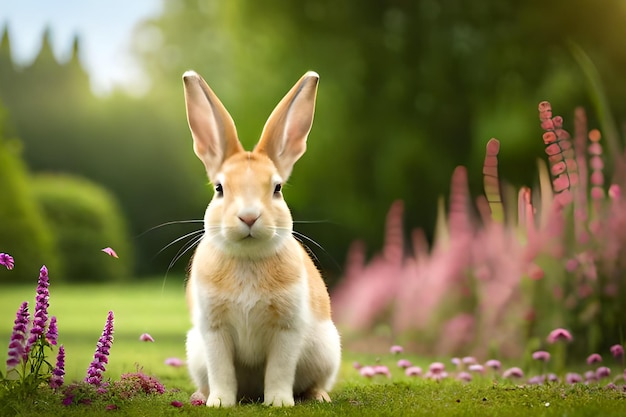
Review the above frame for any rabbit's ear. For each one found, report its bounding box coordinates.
[254,71,319,180]
[183,71,244,179]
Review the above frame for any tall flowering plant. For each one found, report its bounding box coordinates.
[1,264,65,406]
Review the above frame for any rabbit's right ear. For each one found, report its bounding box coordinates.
[183,71,243,179]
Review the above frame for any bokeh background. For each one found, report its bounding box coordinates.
[2,1,626,357]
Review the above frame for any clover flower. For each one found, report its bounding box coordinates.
[50,345,66,389]
[6,301,30,371]
[27,266,50,352]
[164,357,185,367]
[502,367,524,379]
[397,359,412,369]
[547,328,573,344]
[595,366,611,379]
[609,344,624,359]
[85,311,114,386]
[586,353,602,365]
[0,252,14,270]
[565,372,583,384]
[457,372,472,382]
[405,366,422,377]
[532,351,551,362]
[485,359,501,371]
[390,345,403,354]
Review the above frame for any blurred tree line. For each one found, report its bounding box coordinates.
[1,0,626,282]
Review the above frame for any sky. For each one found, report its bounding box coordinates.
[0,0,162,95]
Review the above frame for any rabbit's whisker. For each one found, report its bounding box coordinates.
[138,219,204,237]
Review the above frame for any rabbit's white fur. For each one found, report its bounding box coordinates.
[182,71,341,407]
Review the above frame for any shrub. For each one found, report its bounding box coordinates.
[32,174,133,282]
[0,124,58,284]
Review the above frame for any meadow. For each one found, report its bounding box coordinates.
[1,278,624,416]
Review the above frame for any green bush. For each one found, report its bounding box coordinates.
[0,135,58,284]
[32,174,134,282]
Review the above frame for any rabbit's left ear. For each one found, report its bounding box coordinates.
[254,71,319,180]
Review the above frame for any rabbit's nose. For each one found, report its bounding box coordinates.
[238,214,259,227]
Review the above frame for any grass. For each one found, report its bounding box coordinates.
[1,279,625,416]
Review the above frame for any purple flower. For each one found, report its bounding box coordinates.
[6,301,30,370]
[610,344,624,359]
[85,311,114,386]
[27,266,50,352]
[502,367,524,379]
[584,370,597,382]
[397,359,412,369]
[532,351,551,362]
[0,252,15,270]
[139,333,154,342]
[390,345,403,354]
[46,316,58,346]
[546,373,559,383]
[565,372,583,384]
[171,401,184,408]
[586,353,602,365]
[50,345,66,389]
[547,328,573,344]
[405,366,422,377]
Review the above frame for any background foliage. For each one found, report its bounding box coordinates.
[1,0,626,284]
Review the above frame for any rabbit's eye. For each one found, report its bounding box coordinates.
[273,183,282,196]
[215,183,224,197]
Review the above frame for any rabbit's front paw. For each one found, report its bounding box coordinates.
[206,392,236,407]
[264,391,295,407]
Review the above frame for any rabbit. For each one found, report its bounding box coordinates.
[182,70,341,407]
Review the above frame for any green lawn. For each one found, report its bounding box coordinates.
[1,279,625,416]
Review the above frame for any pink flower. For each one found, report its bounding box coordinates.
[171,401,184,408]
[457,372,472,382]
[397,359,412,368]
[485,359,501,370]
[547,328,573,344]
[164,357,185,367]
[101,247,119,258]
[586,353,602,365]
[610,344,624,359]
[468,364,485,373]
[359,366,376,378]
[532,351,551,362]
[374,365,391,377]
[390,345,403,354]
[405,366,422,377]
[595,366,611,379]
[190,392,206,406]
[139,333,155,342]
[451,357,461,367]
[462,356,477,365]
[429,362,445,374]
[502,367,524,379]
[353,361,362,369]
[0,252,15,270]
[565,372,583,384]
